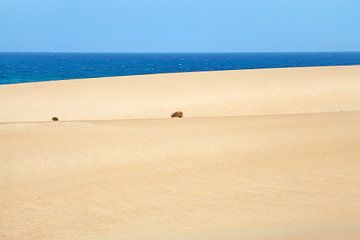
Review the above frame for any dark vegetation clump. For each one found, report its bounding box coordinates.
[52,117,59,122]
[171,111,183,118]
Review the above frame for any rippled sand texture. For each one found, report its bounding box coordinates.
[1,66,360,240]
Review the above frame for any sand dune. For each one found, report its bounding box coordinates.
[1,66,360,239]
[1,112,360,239]
[0,66,360,122]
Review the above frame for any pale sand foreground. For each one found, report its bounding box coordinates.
[1,66,360,240]
[1,112,360,240]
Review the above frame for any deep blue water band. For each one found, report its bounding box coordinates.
[1,52,360,84]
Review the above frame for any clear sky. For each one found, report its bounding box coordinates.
[1,0,359,52]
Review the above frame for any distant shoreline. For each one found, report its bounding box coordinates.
[1,52,360,85]
[1,64,360,86]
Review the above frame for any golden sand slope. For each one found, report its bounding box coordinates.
[1,112,360,240]
[0,66,360,122]
[1,66,360,240]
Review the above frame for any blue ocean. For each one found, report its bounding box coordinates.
[1,52,360,85]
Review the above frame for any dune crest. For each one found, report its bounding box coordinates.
[0,66,360,122]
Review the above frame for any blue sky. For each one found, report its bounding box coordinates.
[1,0,359,52]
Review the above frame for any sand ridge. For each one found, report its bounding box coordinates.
[0,65,360,122]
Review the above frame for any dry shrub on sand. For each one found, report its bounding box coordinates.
[171,111,183,118]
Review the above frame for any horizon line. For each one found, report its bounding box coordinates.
[1,51,360,54]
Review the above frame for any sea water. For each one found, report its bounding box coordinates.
[1,52,360,84]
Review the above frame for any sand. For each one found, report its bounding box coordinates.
[1,66,360,122]
[1,66,360,239]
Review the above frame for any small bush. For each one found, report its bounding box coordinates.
[171,111,183,118]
